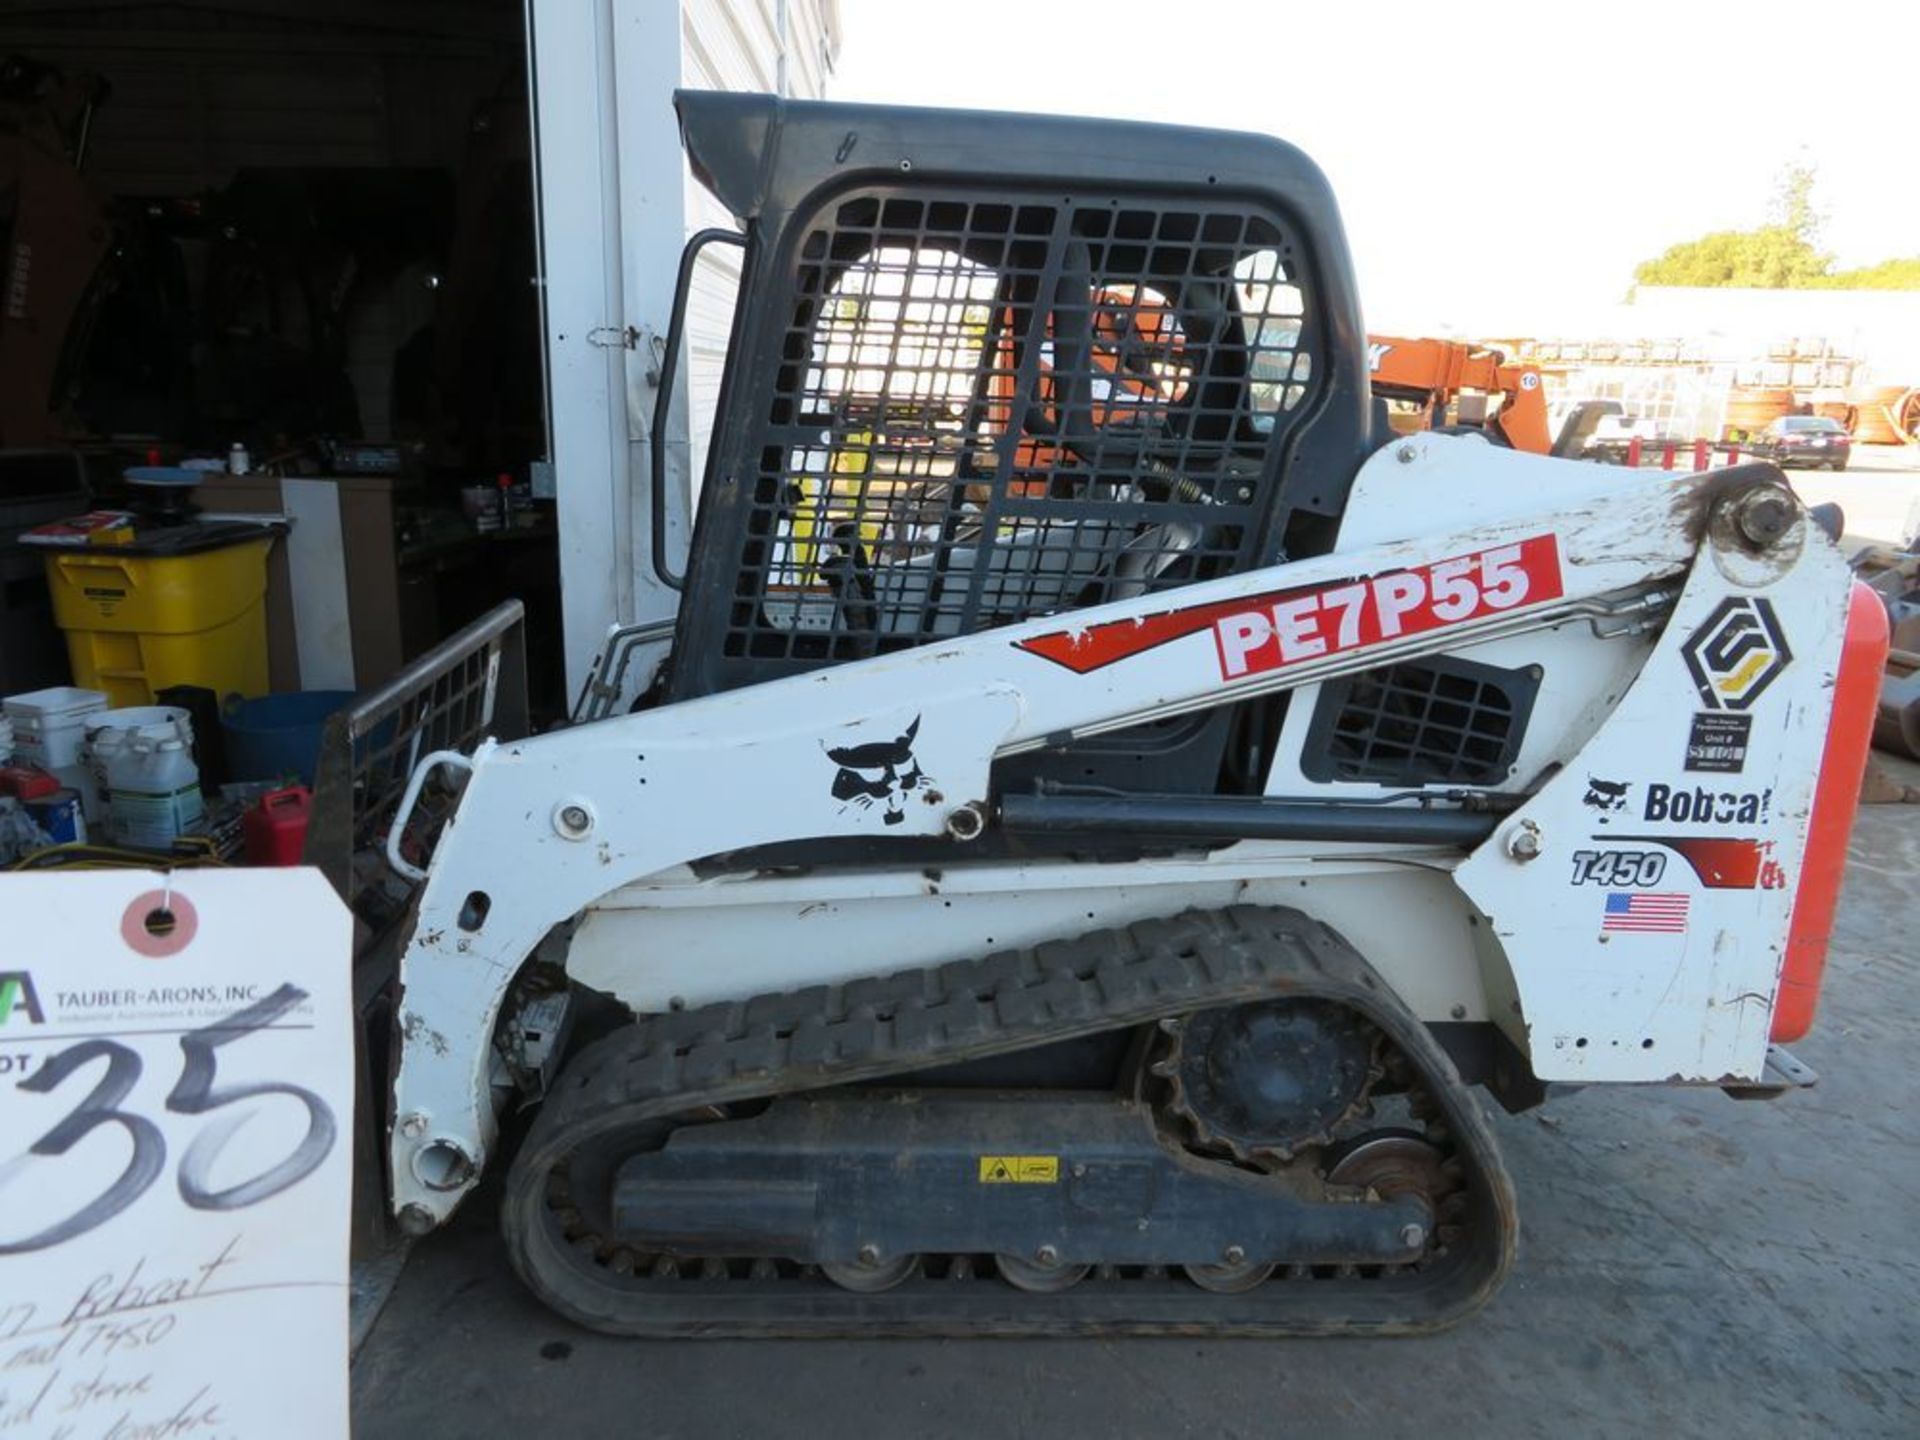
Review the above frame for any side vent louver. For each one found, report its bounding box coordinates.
[1301,656,1539,787]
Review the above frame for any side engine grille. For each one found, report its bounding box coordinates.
[717,187,1318,675]
[1301,656,1539,787]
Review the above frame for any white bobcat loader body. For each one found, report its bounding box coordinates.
[377,93,1884,1336]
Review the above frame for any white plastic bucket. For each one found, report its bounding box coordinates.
[3,684,110,729]
[5,685,109,808]
[84,706,204,848]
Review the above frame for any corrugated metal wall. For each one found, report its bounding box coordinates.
[4,0,524,437]
[679,0,838,491]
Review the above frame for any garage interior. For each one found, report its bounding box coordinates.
[1,0,561,711]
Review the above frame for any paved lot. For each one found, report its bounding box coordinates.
[353,753,1920,1440]
[1785,443,1920,547]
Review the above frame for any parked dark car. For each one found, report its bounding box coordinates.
[1752,415,1852,470]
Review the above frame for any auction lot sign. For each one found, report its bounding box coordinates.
[0,870,352,1439]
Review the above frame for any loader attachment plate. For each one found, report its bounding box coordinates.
[501,907,1517,1336]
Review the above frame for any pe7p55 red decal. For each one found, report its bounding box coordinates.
[1016,535,1564,679]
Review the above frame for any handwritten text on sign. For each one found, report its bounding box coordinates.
[0,870,352,1440]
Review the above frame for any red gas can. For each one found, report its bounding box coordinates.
[243,785,311,866]
[0,766,60,800]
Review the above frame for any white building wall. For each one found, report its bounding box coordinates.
[681,0,840,497]
[532,0,839,695]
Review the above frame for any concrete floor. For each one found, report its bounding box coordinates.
[353,759,1920,1440]
[1789,443,1920,549]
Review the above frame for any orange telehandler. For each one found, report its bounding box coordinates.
[1369,334,1606,457]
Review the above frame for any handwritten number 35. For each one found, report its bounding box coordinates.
[0,984,336,1254]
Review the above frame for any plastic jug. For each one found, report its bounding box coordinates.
[84,705,198,843]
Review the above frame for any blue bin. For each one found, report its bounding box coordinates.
[223,690,354,785]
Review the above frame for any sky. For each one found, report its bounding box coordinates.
[826,0,1909,337]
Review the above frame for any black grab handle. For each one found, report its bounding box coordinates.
[652,227,747,590]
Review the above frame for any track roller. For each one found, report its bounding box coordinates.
[995,1253,1092,1294]
[1184,1256,1277,1294]
[821,1254,920,1293]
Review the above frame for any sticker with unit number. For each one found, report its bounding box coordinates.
[1685,711,1751,773]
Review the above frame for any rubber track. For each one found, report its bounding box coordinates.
[503,906,1519,1336]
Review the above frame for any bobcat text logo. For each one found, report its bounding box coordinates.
[1643,783,1770,826]
[0,971,46,1026]
[828,716,930,826]
[1682,597,1791,711]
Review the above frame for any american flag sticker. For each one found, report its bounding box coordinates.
[1602,892,1690,934]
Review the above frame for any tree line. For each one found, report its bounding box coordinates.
[1634,165,1918,291]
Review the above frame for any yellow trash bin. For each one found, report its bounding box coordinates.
[44,530,275,708]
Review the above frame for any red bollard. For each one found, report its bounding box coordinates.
[1693,439,1710,471]
[1660,442,1676,471]
[1727,448,1740,466]
[1626,435,1643,467]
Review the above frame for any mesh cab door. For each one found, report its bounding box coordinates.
[666,92,1375,707]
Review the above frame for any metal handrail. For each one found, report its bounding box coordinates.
[305,599,529,913]
[571,615,678,722]
[383,750,477,883]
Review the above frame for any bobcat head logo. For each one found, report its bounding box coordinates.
[1582,777,1629,814]
[828,716,928,826]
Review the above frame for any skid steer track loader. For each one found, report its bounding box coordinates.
[381,94,1886,1336]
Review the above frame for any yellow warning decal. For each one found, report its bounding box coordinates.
[978,1155,1059,1184]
